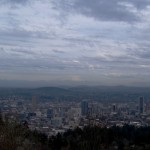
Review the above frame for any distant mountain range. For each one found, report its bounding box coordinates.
[1,86,150,102]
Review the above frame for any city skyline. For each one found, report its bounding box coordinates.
[1,0,150,87]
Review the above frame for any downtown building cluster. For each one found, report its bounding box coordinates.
[0,96,150,136]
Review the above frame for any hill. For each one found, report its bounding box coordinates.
[1,86,150,102]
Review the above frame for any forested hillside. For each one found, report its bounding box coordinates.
[1,116,150,150]
[1,86,150,102]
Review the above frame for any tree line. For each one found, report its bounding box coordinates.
[0,116,150,150]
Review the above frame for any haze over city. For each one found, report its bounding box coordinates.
[1,0,150,87]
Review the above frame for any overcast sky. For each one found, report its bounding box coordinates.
[1,0,150,87]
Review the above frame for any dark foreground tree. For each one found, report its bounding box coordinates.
[1,119,150,150]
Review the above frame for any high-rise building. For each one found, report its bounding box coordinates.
[32,96,37,111]
[81,100,89,116]
[47,108,54,119]
[139,97,144,114]
[112,104,116,112]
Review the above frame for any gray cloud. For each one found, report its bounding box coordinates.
[74,0,137,22]
[56,0,150,22]
[128,0,150,9]
[0,0,28,5]
[0,0,150,86]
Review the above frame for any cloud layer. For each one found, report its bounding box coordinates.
[0,0,150,86]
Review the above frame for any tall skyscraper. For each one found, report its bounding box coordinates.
[32,96,37,111]
[139,97,144,114]
[112,104,116,112]
[81,100,89,116]
[47,108,54,119]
